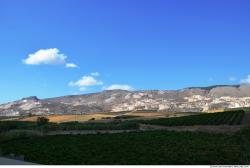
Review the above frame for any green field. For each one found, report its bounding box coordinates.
[0,129,250,165]
[140,110,245,126]
[0,110,246,133]
[0,121,37,133]
[42,121,139,131]
[0,110,249,165]
[0,121,139,133]
[225,107,250,112]
[114,115,141,120]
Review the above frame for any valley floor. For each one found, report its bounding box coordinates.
[10,111,201,123]
[1,129,250,165]
[0,110,249,165]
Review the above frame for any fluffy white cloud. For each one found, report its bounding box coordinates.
[66,63,78,68]
[69,76,103,88]
[105,84,134,91]
[24,48,67,65]
[24,48,78,69]
[240,75,250,84]
[91,72,100,76]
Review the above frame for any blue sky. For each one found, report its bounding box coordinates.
[0,0,250,103]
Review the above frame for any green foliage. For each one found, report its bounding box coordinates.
[0,110,245,134]
[0,110,248,165]
[0,130,40,143]
[0,129,250,165]
[114,115,140,120]
[0,120,139,132]
[224,107,250,113]
[243,107,250,113]
[140,110,245,126]
[0,121,37,133]
[37,117,49,127]
[41,121,139,131]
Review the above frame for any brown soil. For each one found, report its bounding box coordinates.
[19,114,116,123]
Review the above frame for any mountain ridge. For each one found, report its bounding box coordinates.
[1,84,250,117]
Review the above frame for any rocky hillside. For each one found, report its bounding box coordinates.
[1,85,250,117]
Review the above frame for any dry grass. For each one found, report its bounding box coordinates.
[207,108,225,113]
[17,111,203,123]
[126,111,167,118]
[19,113,116,123]
[125,111,201,120]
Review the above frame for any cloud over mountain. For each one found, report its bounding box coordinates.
[241,75,250,84]
[105,84,134,91]
[69,75,103,91]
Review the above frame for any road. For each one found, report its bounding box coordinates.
[0,157,37,165]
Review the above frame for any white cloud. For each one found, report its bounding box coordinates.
[24,48,78,69]
[66,63,78,68]
[69,75,103,88]
[229,76,237,81]
[24,48,67,65]
[105,84,134,91]
[91,72,100,76]
[240,75,250,84]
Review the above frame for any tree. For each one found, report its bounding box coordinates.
[37,117,49,127]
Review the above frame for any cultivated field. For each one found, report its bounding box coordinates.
[18,113,116,123]
[0,110,249,165]
[1,129,250,165]
[141,110,245,126]
[15,111,203,123]
[0,110,247,133]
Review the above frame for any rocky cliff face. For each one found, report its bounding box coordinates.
[1,85,250,117]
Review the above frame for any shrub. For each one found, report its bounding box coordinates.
[0,130,40,143]
[37,117,49,127]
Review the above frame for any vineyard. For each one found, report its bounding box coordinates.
[0,120,140,133]
[1,129,250,165]
[0,110,249,165]
[0,121,37,133]
[0,110,246,133]
[41,121,139,131]
[141,110,245,126]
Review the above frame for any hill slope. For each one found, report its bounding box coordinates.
[1,85,250,117]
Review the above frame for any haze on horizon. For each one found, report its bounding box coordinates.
[0,0,250,103]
